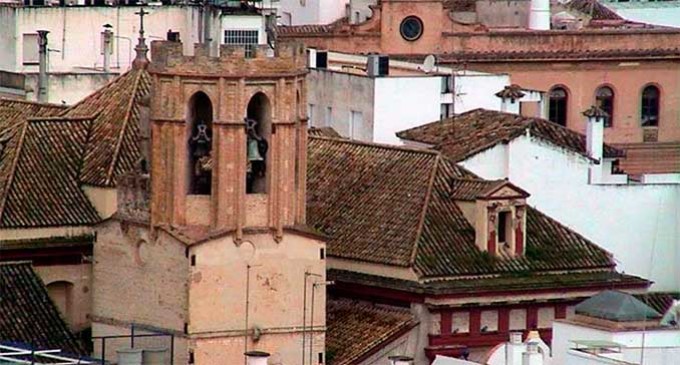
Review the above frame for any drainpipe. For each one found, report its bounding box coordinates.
[37,30,49,103]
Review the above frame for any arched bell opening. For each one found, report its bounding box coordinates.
[245,92,271,194]
[186,91,213,195]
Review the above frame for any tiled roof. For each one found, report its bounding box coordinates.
[448,179,506,201]
[61,69,151,187]
[0,69,150,227]
[567,0,623,21]
[277,17,349,35]
[308,126,343,138]
[495,84,525,100]
[0,262,84,355]
[0,117,100,228]
[396,109,625,162]
[633,292,680,315]
[326,299,417,365]
[329,269,648,296]
[307,136,616,279]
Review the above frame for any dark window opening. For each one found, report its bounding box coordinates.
[187,92,213,195]
[191,255,196,266]
[320,248,325,260]
[189,351,195,364]
[641,85,660,127]
[318,352,324,364]
[596,86,614,128]
[549,87,568,126]
[497,211,510,245]
[246,92,271,194]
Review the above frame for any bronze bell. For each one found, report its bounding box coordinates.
[247,138,264,161]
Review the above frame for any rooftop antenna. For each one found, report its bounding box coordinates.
[422,54,436,73]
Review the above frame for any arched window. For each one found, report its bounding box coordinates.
[187,92,213,195]
[641,85,660,127]
[596,86,614,128]
[549,86,568,126]
[46,281,74,327]
[246,92,271,194]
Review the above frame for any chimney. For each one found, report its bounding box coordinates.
[495,84,525,114]
[529,0,550,30]
[36,30,49,103]
[522,341,543,365]
[102,25,113,72]
[244,351,270,365]
[584,105,607,162]
[388,355,414,365]
[506,332,524,365]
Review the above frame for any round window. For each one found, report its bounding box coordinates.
[400,16,424,41]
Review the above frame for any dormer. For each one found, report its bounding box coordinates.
[474,181,530,257]
[453,179,530,258]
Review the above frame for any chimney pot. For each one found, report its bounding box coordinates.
[245,351,270,365]
[388,355,414,365]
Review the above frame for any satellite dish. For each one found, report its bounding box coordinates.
[422,54,436,73]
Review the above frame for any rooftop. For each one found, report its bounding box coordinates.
[0,262,84,356]
[307,135,622,280]
[575,290,661,322]
[396,108,625,162]
[326,299,417,365]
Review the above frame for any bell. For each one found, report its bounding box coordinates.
[247,138,264,161]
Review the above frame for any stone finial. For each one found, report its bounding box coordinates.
[495,84,526,100]
[132,8,150,70]
[582,105,609,119]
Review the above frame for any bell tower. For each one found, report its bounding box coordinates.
[148,41,309,240]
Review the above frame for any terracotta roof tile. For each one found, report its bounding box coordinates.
[567,0,623,21]
[0,117,100,228]
[308,136,616,279]
[308,126,343,138]
[0,262,84,355]
[61,69,151,187]
[326,299,416,365]
[397,109,624,162]
[433,48,680,62]
[633,292,680,315]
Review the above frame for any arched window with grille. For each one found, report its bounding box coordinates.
[595,86,614,128]
[187,92,213,195]
[641,85,660,127]
[549,86,568,126]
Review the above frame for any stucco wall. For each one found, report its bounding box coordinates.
[307,69,375,140]
[453,73,511,114]
[374,76,441,144]
[473,60,680,144]
[461,134,680,290]
[188,231,325,365]
[279,0,348,25]
[6,6,202,73]
[92,220,189,336]
[24,72,118,104]
[36,263,92,333]
[0,7,17,71]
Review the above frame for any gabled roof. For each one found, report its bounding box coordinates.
[307,136,616,280]
[0,262,84,355]
[61,68,151,187]
[326,299,417,365]
[0,69,150,228]
[576,290,662,322]
[0,117,100,228]
[397,108,625,162]
[449,178,529,201]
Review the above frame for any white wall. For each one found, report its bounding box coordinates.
[221,14,266,44]
[461,134,680,290]
[608,4,680,28]
[553,321,680,365]
[7,6,202,73]
[373,76,442,144]
[279,0,348,25]
[453,73,510,114]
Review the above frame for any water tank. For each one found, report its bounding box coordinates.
[117,349,143,365]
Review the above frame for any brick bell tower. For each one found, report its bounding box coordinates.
[148,41,309,240]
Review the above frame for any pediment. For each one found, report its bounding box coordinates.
[480,181,530,200]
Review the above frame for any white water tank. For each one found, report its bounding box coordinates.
[529,0,550,30]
